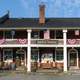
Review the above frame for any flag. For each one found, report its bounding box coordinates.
[75,30,79,35]
[44,30,50,39]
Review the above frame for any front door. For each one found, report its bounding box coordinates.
[16,49,25,66]
[70,52,77,66]
[68,49,78,69]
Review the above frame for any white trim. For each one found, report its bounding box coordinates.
[1,44,80,48]
[0,45,28,47]
[31,45,64,47]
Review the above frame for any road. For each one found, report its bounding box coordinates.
[0,72,80,80]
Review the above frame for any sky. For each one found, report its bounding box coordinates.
[0,0,80,18]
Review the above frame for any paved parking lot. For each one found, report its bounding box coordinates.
[0,72,80,80]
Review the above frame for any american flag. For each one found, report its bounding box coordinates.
[44,30,50,39]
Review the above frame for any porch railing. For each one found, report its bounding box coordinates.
[0,39,80,45]
[0,39,63,45]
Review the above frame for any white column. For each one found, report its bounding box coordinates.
[27,30,31,72]
[63,30,67,72]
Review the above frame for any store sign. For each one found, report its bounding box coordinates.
[36,40,58,44]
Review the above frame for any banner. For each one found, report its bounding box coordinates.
[75,30,79,35]
[44,30,50,39]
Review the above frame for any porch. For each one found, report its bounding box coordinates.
[0,47,80,72]
[31,47,80,72]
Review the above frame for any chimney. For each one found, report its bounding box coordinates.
[39,4,45,24]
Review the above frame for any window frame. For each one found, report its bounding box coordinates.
[55,48,63,62]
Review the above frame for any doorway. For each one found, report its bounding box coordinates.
[68,48,79,69]
[16,48,26,67]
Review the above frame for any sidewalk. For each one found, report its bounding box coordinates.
[0,72,80,80]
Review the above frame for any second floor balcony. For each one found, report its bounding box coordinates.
[0,29,80,46]
[0,29,64,45]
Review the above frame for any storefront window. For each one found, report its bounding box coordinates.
[3,49,13,62]
[56,49,63,61]
[31,49,38,62]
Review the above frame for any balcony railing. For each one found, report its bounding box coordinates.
[0,39,63,45]
[2,39,80,45]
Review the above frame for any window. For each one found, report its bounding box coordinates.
[31,49,38,62]
[5,31,12,39]
[50,30,55,39]
[31,31,39,39]
[56,49,63,61]
[3,49,13,61]
[14,30,27,39]
[56,30,63,39]
[0,31,3,39]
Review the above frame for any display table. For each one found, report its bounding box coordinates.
[41,62,53,69]
[56,62,63,69]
